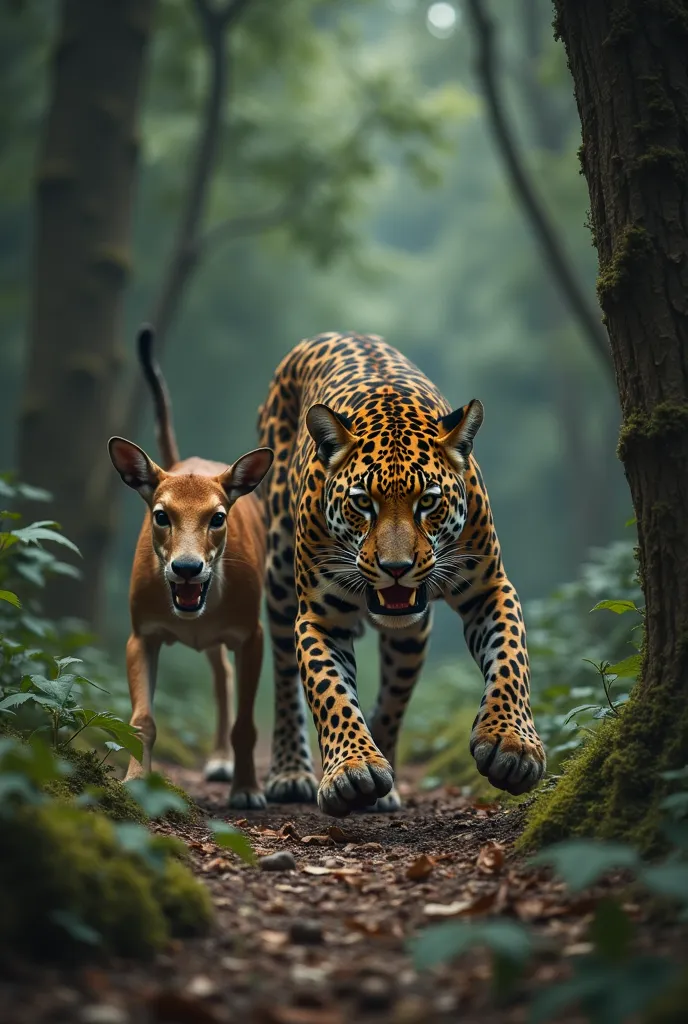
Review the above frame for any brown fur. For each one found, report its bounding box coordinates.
[109,327,273,808]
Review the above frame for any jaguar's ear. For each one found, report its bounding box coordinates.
[437,400,484,471]
[306,404,358,471]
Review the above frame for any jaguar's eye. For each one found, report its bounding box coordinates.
[210,511,226,529]
[352,493,373,514]
[154,509,170,527]
[419,493,439,511]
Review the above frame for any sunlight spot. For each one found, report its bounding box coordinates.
[427,2,459,38]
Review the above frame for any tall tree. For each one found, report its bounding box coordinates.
[526,0,688,848]
[17,0,157,620]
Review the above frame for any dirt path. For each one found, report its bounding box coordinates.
[3,764,686,1024]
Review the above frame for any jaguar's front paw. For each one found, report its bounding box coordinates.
[318,754,394,817]
[265,768,319,804]
[362,786,402,813]
[471,721,546,796]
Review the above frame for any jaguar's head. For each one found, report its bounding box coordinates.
[307,396,484,629]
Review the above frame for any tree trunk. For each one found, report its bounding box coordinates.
[524,0,688,850]
[17,0,157,623]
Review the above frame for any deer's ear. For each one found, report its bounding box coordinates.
[218,447,274,503]
[108,437,163,504]
[437,400,484,471]
[306,404,358,470]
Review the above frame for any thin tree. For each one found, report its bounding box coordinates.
[525,0,688,849]
[465,0,613,376]
[17,0,158,621]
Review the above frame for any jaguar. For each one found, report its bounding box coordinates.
[258,332,545,816]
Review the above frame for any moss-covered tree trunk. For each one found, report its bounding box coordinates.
[525,0,688,850]
[16,0,157,623]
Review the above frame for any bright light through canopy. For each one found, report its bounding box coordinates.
[427,2,459,38]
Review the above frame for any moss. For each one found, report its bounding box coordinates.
[597,225,653,304]
[0,802,212,959]
[618,402,688,460]
[519,722,613,852]
[634,147,688,177]
[49,746,148,823]
[522,655,688,854]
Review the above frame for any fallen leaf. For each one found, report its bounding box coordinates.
[422,891,497,919]
[476,841,505,875]
[327,825,355,844]
[259,929,289,949]
[344,917,404,938]
[279,821,300,840]
[357,842,383,852]
[254,1005,344,1024]
[301,835,335,846]
[406,854,435,881]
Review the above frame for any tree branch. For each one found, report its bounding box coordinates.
[465,0,613,376]
[120,0,253,444]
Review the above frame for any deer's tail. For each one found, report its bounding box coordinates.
[137,325,180,470]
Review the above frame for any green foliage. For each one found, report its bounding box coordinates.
[0,489,213,960]
[208,817,256,866]
[412,767,688,1022]
[0,498,142,760]
[0,799,211,958]
[527,539,642,765]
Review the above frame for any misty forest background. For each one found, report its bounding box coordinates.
[0,0,633,779]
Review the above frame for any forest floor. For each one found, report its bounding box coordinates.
[2,760,686,1024]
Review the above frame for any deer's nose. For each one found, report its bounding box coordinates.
[379,559,414,579]
[171,558,203,580]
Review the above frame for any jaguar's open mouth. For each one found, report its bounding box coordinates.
[170,579,210,614]
[366,583,428,617]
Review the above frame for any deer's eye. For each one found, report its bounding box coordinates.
[154,509,170,527]
[210,511,226,529]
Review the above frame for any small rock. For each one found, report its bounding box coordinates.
[185,975,216,999]
[289,918,323,945]
[358,976,393,1012]
[258,851,296,872]
[291,964,328,987]
[79,1006,129,1024]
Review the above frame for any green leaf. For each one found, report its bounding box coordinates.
[660,766,688,782]
[54,656,83,673]
[530,840,640,892]
[10,521,81,556]
[51,910,101,946]
[124,772,189,819]
[607,654,641,678]
[72,709,142,760]
[0,589,21,608]
[29,673,77,705]
[563,703,601,725]
[590,599,638,615]
[660,792,688,818]
[588,899,633,961]
[208,818,256,865]
[410,919,533,972]
[625,516,637,527]
[641,863,688,903]
[0,691,35,711]
[0,772,44,805]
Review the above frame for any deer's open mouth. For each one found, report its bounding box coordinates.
[170,579,210,613]
[366,583,428,617]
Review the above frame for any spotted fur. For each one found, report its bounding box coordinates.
[258,333,545,816]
